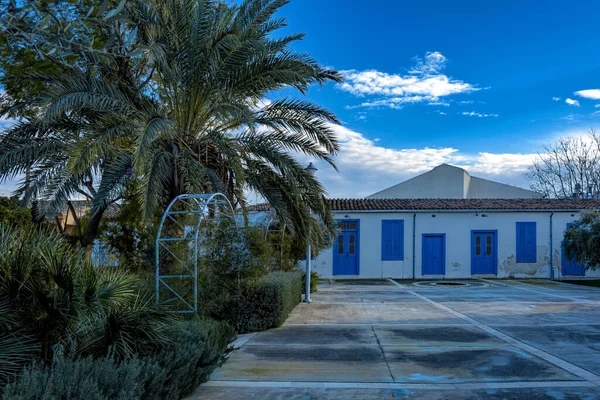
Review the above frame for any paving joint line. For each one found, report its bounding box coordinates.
[387,278,600,386]
[203,379,595,390]
[371,325,395,382]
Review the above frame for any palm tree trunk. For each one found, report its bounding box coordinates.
[81,206,106,259]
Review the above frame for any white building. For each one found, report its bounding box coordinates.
[305,198,600,280]
[368,164,540,199]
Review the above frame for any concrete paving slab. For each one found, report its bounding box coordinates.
[198,279,600,398]
[384,344,579,383]
[285,302,465,325]
[192,385,600,399]
[311,290,425,304]
[374,325,505,347]
[249,325,378,346]
[211,344,393,382]
[442,301,600,325]
[496,324,600,376]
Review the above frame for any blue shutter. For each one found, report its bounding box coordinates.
[516,222,536,262]
[394,220,404,260]
[382,221,393,260]
[382,220,404,260]
[525,222,536,262]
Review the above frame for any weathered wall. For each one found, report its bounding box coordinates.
[312,210,600,279]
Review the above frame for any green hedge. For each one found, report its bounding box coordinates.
[222,271,302,334]
[2,319,234,400]
[301,271,319,294]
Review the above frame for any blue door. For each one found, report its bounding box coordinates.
[333,220,359,275]
[562,223,585,276]
[422,234,445,275]
[561,241,585,276]
[471,231,497,275]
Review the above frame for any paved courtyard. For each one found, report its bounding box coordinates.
[193,279,600,399]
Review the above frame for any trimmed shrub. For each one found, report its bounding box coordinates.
[220,271,302,334]
[140,319,234,400]
[2,319,234,400]
[301,271,320,294]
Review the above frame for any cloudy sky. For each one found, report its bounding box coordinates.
[2,0,600,199]
[272,0,600,198]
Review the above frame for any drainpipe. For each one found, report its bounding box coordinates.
[549,212,554,280]
[412,213,416,279]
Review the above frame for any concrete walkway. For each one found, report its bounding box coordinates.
[192,279,600,399]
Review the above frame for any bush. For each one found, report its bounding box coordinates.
[2,357,143,400]
[140,319,234,400]
[0,225,173,364]
[219,272,302,334]
[301,271,320,294]
[2,319,234,400]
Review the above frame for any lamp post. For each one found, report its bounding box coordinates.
[304,162,318,303]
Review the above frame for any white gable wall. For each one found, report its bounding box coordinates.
[310,210,600,279]
[367,164,539,199]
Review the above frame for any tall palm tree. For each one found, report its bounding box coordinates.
[127,0,342,242]
[0,0,342,246]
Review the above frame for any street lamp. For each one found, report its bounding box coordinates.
[304,162,318,303]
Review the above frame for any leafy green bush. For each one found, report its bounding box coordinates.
[0,224,173,369]
[219,272,302,334]
[301,271,320,294]
[2,319,234,400]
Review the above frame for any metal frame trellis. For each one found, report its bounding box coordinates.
[264,209,287,267]
[155,193,237,313]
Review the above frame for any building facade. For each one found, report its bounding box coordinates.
[308,198,600,280]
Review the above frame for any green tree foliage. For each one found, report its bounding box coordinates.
[564,211,600,269]
[0,197,31,227]
[0,0,341,250]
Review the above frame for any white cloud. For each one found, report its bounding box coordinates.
[409,51,448,75]
[459,100,475,105]
[428,101,450,107]
[552,97,561,101]
[338,51,479,109]
[302,124,538,198]
[595,104,600,108]
[565,98,580,107]
[575,89,600,100]
[461,111,498,118]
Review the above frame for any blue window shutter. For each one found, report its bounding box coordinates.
[526,222,536,262]
[516,222,536,262]
[394,220,404,259]
[382,221,393,260]
[382,220,404,260]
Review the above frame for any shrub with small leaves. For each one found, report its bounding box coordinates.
[2,319,234,400]
[218,271,302,333]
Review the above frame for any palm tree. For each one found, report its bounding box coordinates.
[0,0,341,246]
[133,0,342,243]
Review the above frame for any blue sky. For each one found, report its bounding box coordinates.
[271,0,600,198]
[2,0,600,199]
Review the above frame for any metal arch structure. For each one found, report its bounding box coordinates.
[155,193,237,313]
[264,209,287,267]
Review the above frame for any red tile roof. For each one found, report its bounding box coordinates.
[247,198,600,212]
